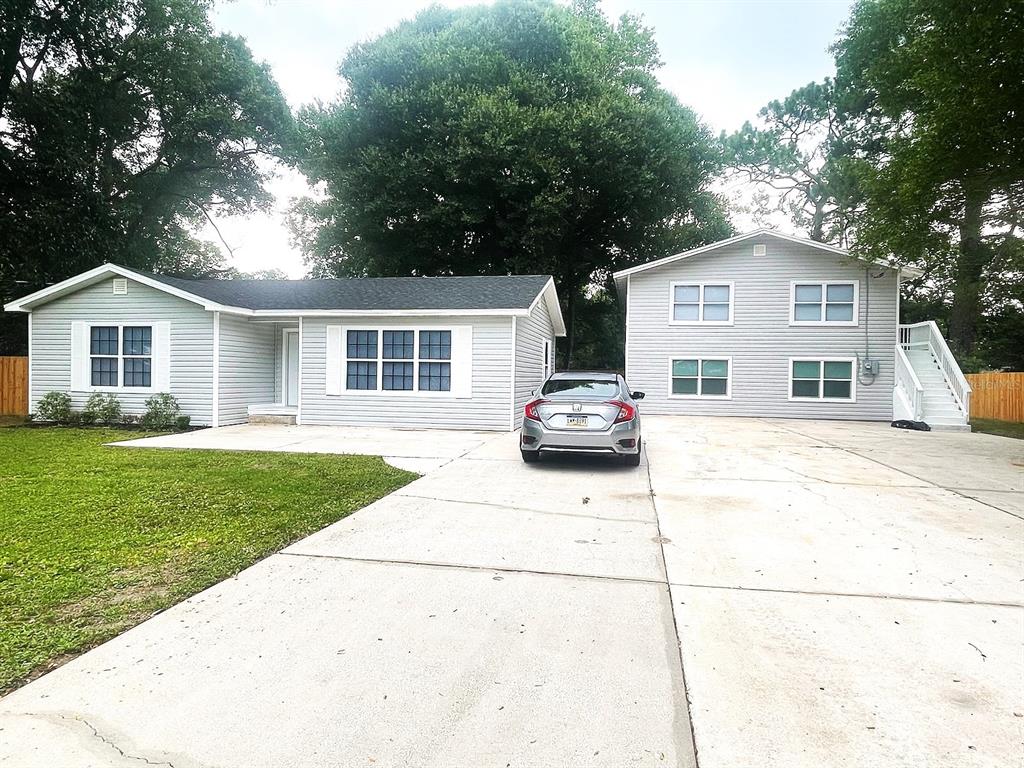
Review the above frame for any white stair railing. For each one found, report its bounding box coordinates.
[898,321,972,417]
[894,343,925,421]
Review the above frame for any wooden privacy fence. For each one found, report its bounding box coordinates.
[966,372,1024,422]
[0,356,28,416]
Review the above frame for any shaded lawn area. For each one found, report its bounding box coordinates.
[0,427,415,693]
[971,418,1024,440]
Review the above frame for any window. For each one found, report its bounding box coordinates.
[542,339,552,380]
[89,325,152,388]
[542,378,620,398]
[670,283,733,324]
[346,330,378,390]
[345,329,452,392]
[670,358,731,398]
[790,359,855,401]
[791,282,858,325]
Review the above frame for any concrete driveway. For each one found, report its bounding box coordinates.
[1,418,1021,767]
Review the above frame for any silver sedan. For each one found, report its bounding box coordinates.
[520,371,644,466]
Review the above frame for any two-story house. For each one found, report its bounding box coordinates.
[613,230,971,429]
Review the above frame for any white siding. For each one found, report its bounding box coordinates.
[625,239,898,420]
[512,298,555,428]
[217,315,277,425]
[29,277,214,424]
[300,316,512,430]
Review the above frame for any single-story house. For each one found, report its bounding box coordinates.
[4,265,565,430]
[613,229,971,429]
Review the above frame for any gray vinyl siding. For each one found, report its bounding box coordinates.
[217,314,276,425]
[625,240,898,420]
[512,299,555,429]
[29,277,214,424]
[299,316,512,430]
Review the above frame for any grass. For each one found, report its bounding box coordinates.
[0,427,415,693]
[971,418,1024,440]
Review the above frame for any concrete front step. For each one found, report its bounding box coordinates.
[248,414,297,425]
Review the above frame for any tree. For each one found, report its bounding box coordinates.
[721,79,866,246]
[291,0,730,365]
[0,0,297,353]
[833,0,1024,357]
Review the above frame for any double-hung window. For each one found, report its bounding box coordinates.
[90,325,152,388]
[790,359,855,401]
[670,283,733,324]
[345,329,451,392]
[791,281,858,325]
[670,358,731,398]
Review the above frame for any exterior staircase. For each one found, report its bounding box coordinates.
[895,322,972,431]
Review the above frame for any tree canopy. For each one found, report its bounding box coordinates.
[0,0,297,352]
[833,0,1024,361]
[291,0,730,364]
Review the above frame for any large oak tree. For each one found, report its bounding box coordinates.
[0,0,297,353]
[291,0,730,365]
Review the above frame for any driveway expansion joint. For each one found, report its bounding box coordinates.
[644,452,702,768]
[393,491,659,525]
[279,550,669,586]
[667,581,1024,609]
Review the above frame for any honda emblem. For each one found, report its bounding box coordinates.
[572,403,582,412]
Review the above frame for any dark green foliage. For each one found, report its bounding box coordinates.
[140,392,180,429]
[834,0,1024,359]
[0,0,298,353]
[291,0,730,365]
[34,391,71,422]
[82,393,123,426]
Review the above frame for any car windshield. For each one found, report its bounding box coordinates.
[541,379,619,398]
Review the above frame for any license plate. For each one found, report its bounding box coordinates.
[565,415,588,427]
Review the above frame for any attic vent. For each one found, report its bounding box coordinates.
[752,244,767,256]
[112,278,128,295]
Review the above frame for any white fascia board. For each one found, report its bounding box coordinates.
[248,307,532,318]
[611,229,912,281]
[527,277,567,337]
[3,263,239,314]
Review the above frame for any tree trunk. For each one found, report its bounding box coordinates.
[563,287,577,368]
[948,180,989,357]
[809,198,826,242]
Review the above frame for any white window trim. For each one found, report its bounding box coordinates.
[667,356,733,400]
[542,338,552,380]
[342,326,456,397]
[787,356,858,402]
[789,280,859,326]
[668,281,735,326]
[86,323,156,393]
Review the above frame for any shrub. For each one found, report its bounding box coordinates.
[175,415,191,431]
[141,393,181,430]
[121,414,139,425]
[65,410,83,426]
[83,393,123,426]
[35,391,72,423]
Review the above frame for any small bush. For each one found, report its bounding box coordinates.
[175,415,191,431]
[65,410,83,426]
[121,414,139,425]
[141,393,181,430]
[83,393,123,426]
[35,392,72,423]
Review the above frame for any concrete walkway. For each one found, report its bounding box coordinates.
[0,430,694,767]
[1,417,1021,767]
[110,423,500,474]
[644,417,1023,768]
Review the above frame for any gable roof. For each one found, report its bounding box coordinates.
[4,264,566,335]
[612,229,922,293]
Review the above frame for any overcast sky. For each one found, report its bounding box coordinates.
[207,0,854,277]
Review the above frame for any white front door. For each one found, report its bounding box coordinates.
[283,329,299,407]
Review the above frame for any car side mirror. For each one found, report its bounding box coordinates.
[631,391,645,400]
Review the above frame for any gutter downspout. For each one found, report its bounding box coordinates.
[211,311,220,427]
[296,316,303,426]
[508,316,517,432]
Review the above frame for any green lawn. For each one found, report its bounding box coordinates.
[0,427,415,693]
[971,418,1024,440]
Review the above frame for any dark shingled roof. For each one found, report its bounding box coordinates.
[127,269,553,312]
